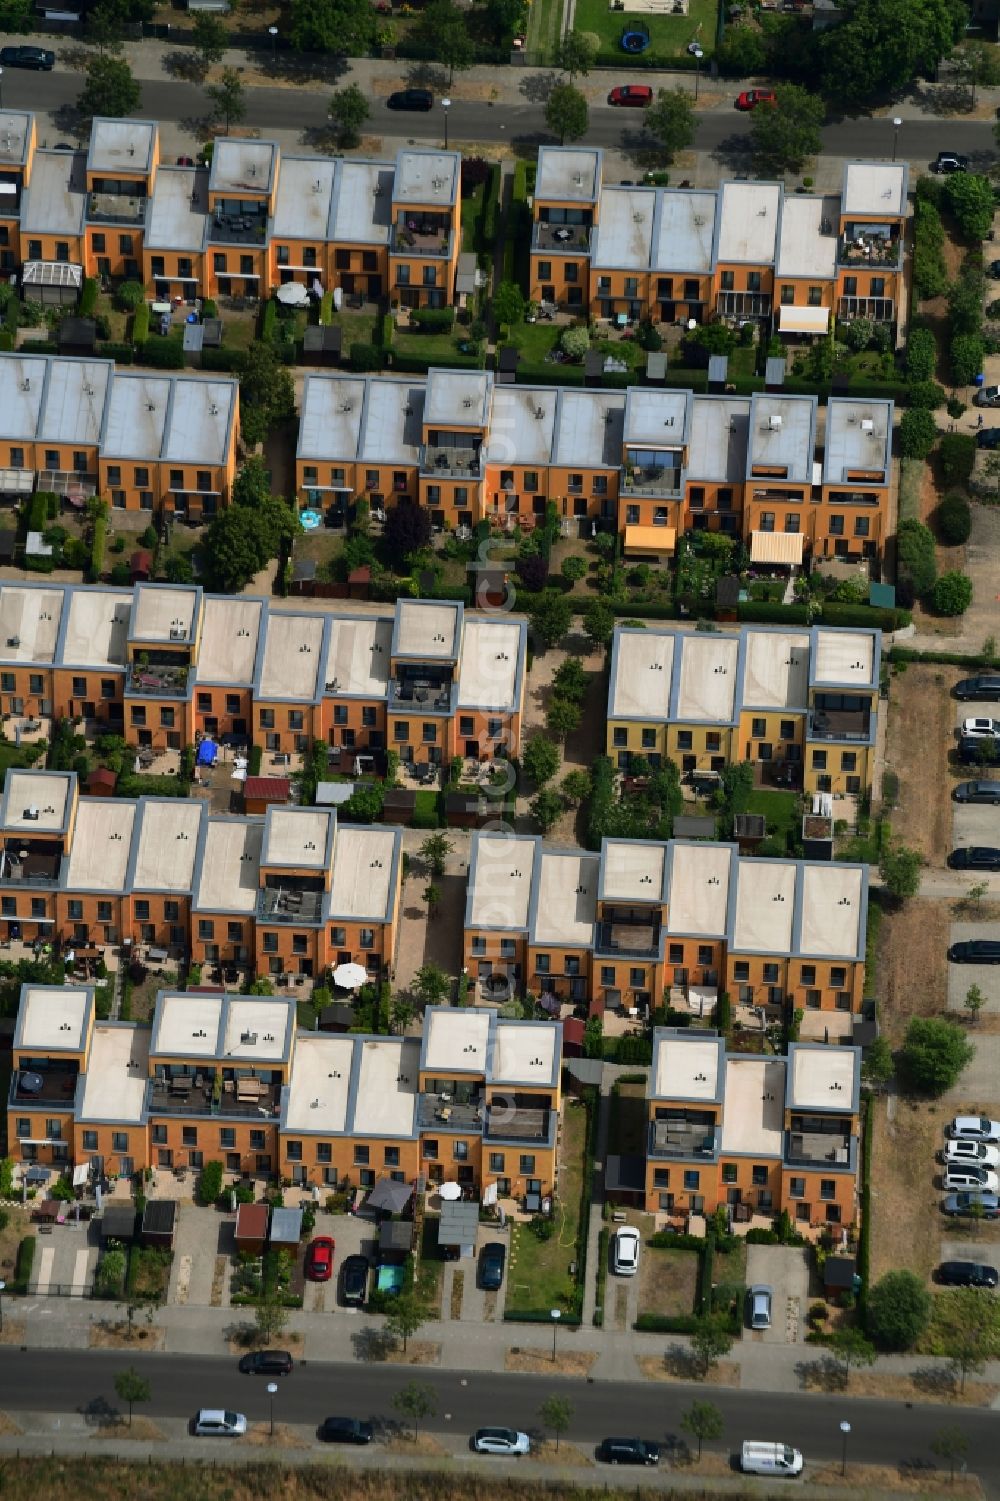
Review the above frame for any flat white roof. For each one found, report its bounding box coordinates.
[297,375,364,461]
[61,588,130,670]
[535,146,600,203]
[798,864,863,957]
[223,997,293,1061]
[0,585,63,663]
[492,1021,558,1086]
[775,195,838,279]
[0,111,32,167]
[593,187,655,270]
[742,630,810,709]
[0,356,45,440]
[145,166,208,253]
[64,800,135,891]
[359,379,424,465]
[78,1024,148,1124]
[721,1057,784,1155]
[423,1007,491,1074]
[284,1033,354,1134]
[258,611,324,700]
[101,374,170,460]
[668,842,732,935]
[195,818,262,913]
[823,399,892,486]
[717,181,780,264]
[38,358,111,447]
[210,138,276,195]
[457,617,520,711]
[22,150,86,237]
[843,161,906,218]
[676,634,739,722]
[154,992,224,1058]
[601,839,665,903]
[552,389,625,469]
[469,833,534,930]
[609,629,674,720]
[623,387,688,446]
[324,613,391,698]
[424,367,490,429]
[131,584,198,644]
[396,600,459,660]
[273,156,335,241]
[197,596,262,685]
[162,379,235,467]
[330,160,392,245]
[654,189,716,273]
[731,859,796,953]
[88,118,156,174]
[789,1045,857,1109]
[484,386,557,466]
[132,799,202,891]
[20,985,89,1051]
[654,1032,720,1101]
[393,149,459,206]
[749,394,815,483]
[813,628,875,686]
[3,770,71,831]
[352,1036,419,1137]
[687,396,751,482]
[532,850,598,947]
[263,808,332,870]
[329,824,395,919]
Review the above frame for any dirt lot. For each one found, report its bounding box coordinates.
[884,662,965,866]
[869,1093,946,1287]
[876,899,952,1045]
[638,1245,698,1320]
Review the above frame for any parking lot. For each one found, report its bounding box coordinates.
[946,921,1000,1014]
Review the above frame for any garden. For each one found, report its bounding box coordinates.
[571,0,720,67]
[504,1092,592,1321]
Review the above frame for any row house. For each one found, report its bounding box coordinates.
[7,982,562,1201]
[464,832,868,1041]
[606,621,881,797]
[528,148,907,333]
[643,1028,860,1231]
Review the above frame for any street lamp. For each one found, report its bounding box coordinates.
[0,69,5,112]
[268,25,278,61]
[267,1381,278,1437]
[441,96,452,151]
[0,1279,6,1335]
[689,45,704,102]
[550,1306,561,1362]
[892,117,902,163]
[839,1420,851,1477]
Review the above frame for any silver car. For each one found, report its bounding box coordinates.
[194,1409,247,1437]
[748,1284,772,1329]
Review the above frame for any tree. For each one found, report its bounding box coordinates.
[419,832,453,877]
[583,599,615,650]
[546,696,581,741]
[207,68,245,132]
[289,0,376,53]
[328,83,370,148]
[391,993,415,1031]
[414,0,472,80]
[955,39,1000,106]
[680,1399,723,1460]
[539,1394,573,1451]
[690,1317,733,1379]
[899,1016,974,1096]
[192,10,227,73]
[750,84,824,175]
[385,1296,428,1354]
[936,493,972,546]
[531,786,563,833]
[930,1425,968,1482]
[552,656,589,700]
[78,54,140,119]
[932,571,973,617]
[557,29,597,77]
[645,88,696,162]
[86,1,126,52]
[392,1378,436,1438]
[113,1366,150,1428]
[935,1287,1000,1391]
[716,25,766,74]
[204,502,295,594]
[828,1326,876,1382]
[232,456,272,509]
[529,591,572,651]
[906,325,938,382]
[561,555,588,585]
[545,82,588,145]
[861,1035,894,1092]
[522,733,560,787]
[492,280,526,326]
[866,1270,931,1351]
[196,1159,224,1206]
[819,0,965,107]
[423,883,441,918]
[951,333,985,388]
[944,173,995,243]
[898,408,938,461]
[878,843,923,903]
[516,553,550,592]
[413,962,450,1009]
[479,0,528,47]
[383,499,431,566]
[561,768,592,804]
[255,1284,290,1345]
[965,984,986,1026]
[240,341,295,444]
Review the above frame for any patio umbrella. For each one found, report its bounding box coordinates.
[275,282,309,307]
[332,962,368,990]
[367,1178,413,1214]
[438,1181,462,1201]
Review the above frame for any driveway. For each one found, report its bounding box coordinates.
[940,1237,1000,1267]
[168,1200,235,1308]
[29,1219,98,1297]
[951,802,1000,853]
[743,1244,810,1346]
[302,1210,376,1314]
[947,921,1000,1014]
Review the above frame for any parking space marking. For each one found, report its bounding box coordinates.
[34,1245,54,1294]
[70,1247,90,1295]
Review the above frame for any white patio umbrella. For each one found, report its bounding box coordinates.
[332,961,368,990]
[275,282,309,307]
[438,1181,462,1201]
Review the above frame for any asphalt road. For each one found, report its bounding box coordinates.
[1,1347,998,1486]
[5,65,998,165]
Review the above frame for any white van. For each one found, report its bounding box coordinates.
[741,1441,803,1477]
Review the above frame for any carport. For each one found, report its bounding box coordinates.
[378,1218,413,1261]
[366,1179,413,1215]
[438,1201,479,1259]
[269,1206,303,1249]
[141,1199,177,1248]
[100,1204,137,1243]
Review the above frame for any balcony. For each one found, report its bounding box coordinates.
[484,1102,552,1144]
[126,663,190,698]
[838,235,901,267]
[209,206,268,246]
[10,1067,79,1107]
[0,844,62,886]
[784,1127,855,1170]
[148,1075,282,1119]
[423,444,481,478]
[392,220,451,258]
[595,921,661,960]
[621,465,682,497]
[648,1118,720,1159]
[88,192,147,227]
[388,674,454,712]
[256,884,324,924]
[532,220,592,253]
[417,1093,483,1132]
[808,708,871,743]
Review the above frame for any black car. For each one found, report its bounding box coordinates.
[0,44,55,69]
[956,675,1000,702]
[387,88,433,111]
[990,260,1000,279]
[597,1439,661,1466]
[948,846,1000,871]
[478,1241,506,1291]
[949,939,1000,963]
[934,151,970,173]
[238,1349,293,1376]
[977,428,1000,449]
[936,1260,999,1288]
[341,1253,369,1307]
[954,780,1000,804]
[959,734,1000,766]
[320,1416,374,1444]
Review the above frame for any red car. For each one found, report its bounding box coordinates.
[735,88,776,111]
[608,84,653,107]
[305,1236,335,1281]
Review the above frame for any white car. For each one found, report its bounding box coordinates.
[942,1140,1000,1167]
[961,717,1000,739]
[473,1428,530,1455]
[193,1409,247,1437]
[947,1115,1000,1143]
[943,1166,1000,1193]
[611,1226,640,1276]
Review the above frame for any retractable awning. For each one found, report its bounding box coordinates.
[778,305,830,334]
[623,524,676,555]
[750,530,805,565]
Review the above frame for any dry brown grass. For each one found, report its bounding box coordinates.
[482,1289,498,1323]
[638,1245,698,1320]
[884,664,964,864]
[210,1256,226,1307]
[381,1340,441,1366]
[450,1270,464,1320]
[0,1206,31,1284]
[244,1422,309,1449]
[225,1331,304,1357]
[876,899,952,1044]
[869,1092,945,1286]
[799,1359,998,1406]
[385,1432,450,1456]
[525,1441,593,1468]
[504,1349,597,1377]
[91,1417,165,1442]
[88,1322,165,1352]
[636,1355,740,1387]
[0,1320,27,1346]
[0,1412,23,1435]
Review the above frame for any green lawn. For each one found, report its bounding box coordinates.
[505,1097,588,1317]
[392,328,484,369]
[525,0,565,64]
[461,181,488,254]
[0,741,44,776]
[745,789,799,852]
[573,0,718,63]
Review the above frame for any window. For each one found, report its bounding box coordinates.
[182,1126,197,1147]
[564,263,578,284]
[642,728,656,749]
[260,709,274,729]
[752,1164,768,1187]
[422,723,436,743]
[629,967,644,986]
[286,1141,302,1161]
[535,953,550,973]
[568,473,583,493]
[706,732,721,752]
[134,899,150,922]
[422,266,436,286]
[869,276,885,297]
[384,1146,400,1166]
[683,1170,700,1191]
[160,707,175,728]
[830,966,847,988]
[808,286,823,307]
[220,1128,235,1148]
[423,1139,438,1160]
[751,717,766,739]
[676,730,693,750]
[841,751,857,772]
[720,270,734,290]
[747,270,761,292]
[762,962,779,983]
[152,1125,167,1145]
[812,750,827,770]
[263,933,278,954]
[829,514,845,536]
[83,1130,98,1151]
[292,934,308,955]
[733,961,749,982]
[471,936,485,956]
[489,1152,505,1173]
[784,514,800,533]
[820,1179,836,1201]
[537,261,551,280]
[354,1145,370,1165]
[394,721,409,742]
[760,511,775,532]
[317,1143,331,1163]
[612,728,627,748]
[806,989,821,1009]
[854,515,870,537]
[654,1168,669,1187]
[453,1141,469,1161]
[697,945,713,967]
[250,1130,266,1150]
[722,1163,737,1184]
[780,285,794,305]
[519,1155,535,1174]
[564,956,580,976]
[789,1176,805,1198]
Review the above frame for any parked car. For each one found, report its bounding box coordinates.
[948,846,1000,871]
[947,1115,1000,1142]
[954,780,1000,804]
[748,1284,772,1329]
[478,1241,506,1291]
[934,151,970,173]
[936,1260,999,1287]
[0,44,54,69]
[956,674,1000,701]
[597,1438,661,1465]
[949,939,1000,963]
[608,84,653,106]
[341,1253,369,1308]
[958,734,1000,766]
[942,1139,1000,1167]
[193,1410,247,1437]
[975,385,1000,408]
[977,427,1000,449]
[942,1192,1000,1219]
[962,717,1000,738]
[735,88,776,110]
[238,1349,293,1376]
[611,1226,640,1276]
[473,1428,531,1455]
[320,1416,374,1444]
[305,1235,335,1282]
[990,260,1000,278]
[387,88,433,110]
[943,1166,999,1192]
[176,155,196,166]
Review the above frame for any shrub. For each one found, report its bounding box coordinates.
[938,431,977,488]
[866,1269,931,1350]
[410,307,455,332]
[196,1159,224,1205]
[132,302,150,345]
[561,555,587,583]
[80,278,99,317]
[896,517,937,600]
[898,408,938,460]
[13,1234,35,1292]
[905,326,937,382]
[350,341,382,371]
[906,380,945,410]
[932,570,973,616]
[951,332,985,387]
[560,325,590,359]
[115,280,144,311]
[898,1015,974,1095]
[260,298,278,343]
[844,317,874,352]
[913,198,947,301]
[141,338,184,369]
[936,493,972,546]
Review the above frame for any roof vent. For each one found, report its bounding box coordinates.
[861,417,874,434]
[768,414,782,431]
[209,402,218,416]
[24,806,38,821]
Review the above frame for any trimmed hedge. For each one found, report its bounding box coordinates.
[20,339,57,354]
[13,1234,35,1292]
[821,602,911,632]
[140,338,185,370]
[736,600,810,624]
[97,341,134,364]
[890,644,997,669]
[858,1099,873,1321]
[261,298,278,343]
[132,302,150,345]
[80,278,99,317]
[410,307,455,332]
[649,1230,707,1251]
[248,744,263,775]
[199,347,248,373]
[634,1312,700,1333]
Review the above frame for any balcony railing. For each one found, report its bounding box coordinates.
[0,849,62,886]
[147,1078,282,1119]
[10,1070,79,1107]
[595,922,660,960]
[620,468,682,497]
[808,709,871,743]
[88,193,147,226]
[423,444,481,478]
[256,887,324,924]
[388,677,454,711]
[838,236,901,267]
[484,1104,552,1144]
[392,222,451,258]
[648,1119,720,1159]
[532,221,592,253]
[417,1094,483,1131]
[209,211,267,246]
[126,664,190,699]
[784,1128,855,1170]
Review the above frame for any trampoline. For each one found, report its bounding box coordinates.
[621,20,651,50]
[376,1264,405,1295]
[300,508,322,530]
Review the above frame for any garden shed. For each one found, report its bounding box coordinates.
[140,1198,177,1249]
[100,1203,137,1243]
[269,1206,303,1248]
[438,1200,479,1258]
[235,1202,268,1254]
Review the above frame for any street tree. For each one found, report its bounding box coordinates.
[328,83,370,148]
[962,880,989,913]
[936,1287,1000,1391]
[392,1378,437,1438]
[114,1366,150,1428]
[944,173,996,243]
[522,733,560,787]
[965,984,986,1026]
[931,1425,969,1481]
[878,843,923,903]
[750,83,823,175]
[680,1399,723,1460]
[531,786,564,833]
[828,1326,876,1383]
[529,591,572,651]
[191,11,227,74]
[899,1016,974,1096]
[414,0,473,80]
[207,68,246,132]
[78,54,140,119]
[86,2,126,52]
[385,1297,428,1354]
[645,88,696,162]
[545,82,588,145]
[954,40,1000,106]
[419,832,453,877]
[254,1284,290,1346]
[413,962,450,1009]
[690,1317,733,1380]
[539,1394,573,1451]
[557,29,598,77]
[865,1270,931,1351]
[546,696,581,741]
